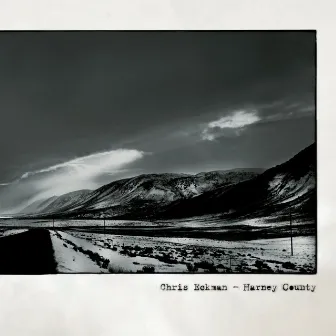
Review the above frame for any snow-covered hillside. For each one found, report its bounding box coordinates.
[162,144,316,220]
[16,144,315,222]
[20,190,91,215]
[19,170,261,218]
[20,196,58,214]
[42,190,92,213]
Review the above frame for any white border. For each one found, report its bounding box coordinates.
[0,1,335,335]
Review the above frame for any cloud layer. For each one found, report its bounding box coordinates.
[0,149,145,213]
[202,110,261,141]
[0,33,315,214]
[21,149,144,181]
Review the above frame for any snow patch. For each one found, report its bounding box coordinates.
[50,231,105,273]
[0,229,28,237]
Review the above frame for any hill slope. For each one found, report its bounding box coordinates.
[20,190,91,216]
[19,196,58,215]
[72,170,262,218]
[161,143,316,220]
[41,190,92,214]
[27,170,262,218]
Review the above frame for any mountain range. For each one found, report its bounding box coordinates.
[20,169,262,218]
[18,143,316,221]
[161,143,316,221]
[20,190,92,215]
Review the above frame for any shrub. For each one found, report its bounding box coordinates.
[142,265,155,273]
[254,260,272,271]
[215,264,228,271]
[155,253,178,264]
[204,267,219,273]
[142,247,154,255]
[194,260,217,272]
[186,263,198,272]
[101,259,110,269]
[180,250,188,257]
[282,261,296,270]
[108,264,128,273]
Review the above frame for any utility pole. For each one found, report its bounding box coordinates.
[53,218,54,229]
[289,207,293,256]
[104,219,105,236]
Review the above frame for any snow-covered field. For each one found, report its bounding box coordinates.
[0,217,315,273]
[49,229,316,274]
[50,230,187,273]
[0,229,28,237]
[0,219,51,228]
[0,218,158,228]
[0,216,313,229]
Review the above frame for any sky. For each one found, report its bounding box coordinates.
[0,31,316,214]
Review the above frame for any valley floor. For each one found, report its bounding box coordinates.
[0,217,316,274]
[49,228,315,274]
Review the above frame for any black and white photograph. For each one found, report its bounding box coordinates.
[0,31,316,274]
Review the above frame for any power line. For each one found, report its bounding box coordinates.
[289,207,293,256]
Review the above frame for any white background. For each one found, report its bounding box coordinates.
[0,1,335,335]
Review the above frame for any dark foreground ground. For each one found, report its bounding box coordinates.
[0,228,57,274]
[0,227,316,274]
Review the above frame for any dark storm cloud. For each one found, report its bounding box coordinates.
[0,31,315,213]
